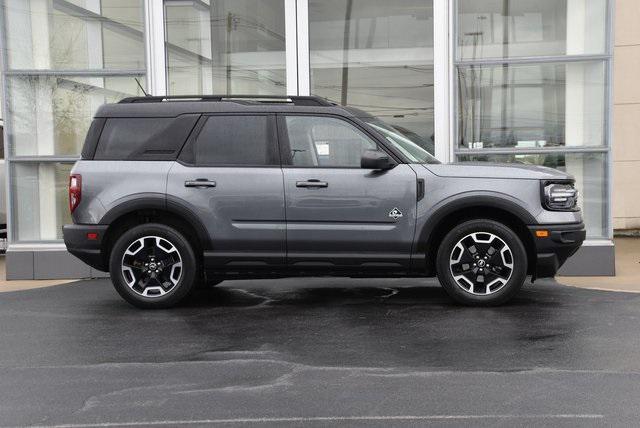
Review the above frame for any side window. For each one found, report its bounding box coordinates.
[189,115,276,166]
[81,118,105,160]
[284,116,377,167]
[94,115,198,160]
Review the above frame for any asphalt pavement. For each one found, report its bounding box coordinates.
[1,277,640,427]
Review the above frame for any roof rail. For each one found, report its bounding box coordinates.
[118,95,335,107]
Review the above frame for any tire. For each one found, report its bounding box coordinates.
[436,219,527,306]
[109,223,199,309]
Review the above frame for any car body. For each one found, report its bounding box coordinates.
[63,95,585,308]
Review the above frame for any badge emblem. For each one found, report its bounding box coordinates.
[388,207,403,220]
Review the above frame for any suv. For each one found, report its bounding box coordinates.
[63,95,585,308]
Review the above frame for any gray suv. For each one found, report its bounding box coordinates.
[63,95,585,308]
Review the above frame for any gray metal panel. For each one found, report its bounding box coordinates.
[283,164,417,266]
[558,244,615,276]
[425,162,572,180]
[415,166,546,224]
[34,250,91,279]
[70,160,173,224]
[166,163,286,266]
[5,250,34,280]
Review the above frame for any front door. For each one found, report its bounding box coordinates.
[167,114,286,269]
[279,114,417,271]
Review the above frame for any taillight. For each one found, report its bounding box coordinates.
[69,174,82,214]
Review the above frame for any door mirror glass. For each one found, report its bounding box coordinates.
[361,150,395,170]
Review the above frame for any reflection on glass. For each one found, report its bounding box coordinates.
[5,0,145,70]
[309,0,435,153]
[457,0,607,60]
[457,61,606,149]
[7,75,146,156]
[12,162,73,241]
[458,152,607,238]
[164,0,286,95]
[361,117,438,163]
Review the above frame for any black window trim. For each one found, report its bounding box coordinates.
[81,118,106,160]
[276,113,404,169]
[177,113,281,168]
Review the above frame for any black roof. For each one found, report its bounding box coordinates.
[96,95,357,118]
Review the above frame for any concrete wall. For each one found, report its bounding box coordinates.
[613,0,640,231]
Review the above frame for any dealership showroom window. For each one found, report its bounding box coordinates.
[0,0,615,278]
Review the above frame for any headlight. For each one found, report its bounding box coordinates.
[542,182,579,211]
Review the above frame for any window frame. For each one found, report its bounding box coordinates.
[177,113,281,168]
[276,113,401,169]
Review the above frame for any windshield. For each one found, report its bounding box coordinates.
[362,118,440,164]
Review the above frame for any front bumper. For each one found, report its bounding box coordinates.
[62,224,109,271]
[528,223,586,279]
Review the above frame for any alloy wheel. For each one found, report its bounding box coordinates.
[449,232,514,295]
[121,236,183,298]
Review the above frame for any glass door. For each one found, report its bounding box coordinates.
[163,0,287,95]
[303,0,436,155]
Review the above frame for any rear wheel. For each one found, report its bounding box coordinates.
[109,223,199,309]
[436,219,527,306]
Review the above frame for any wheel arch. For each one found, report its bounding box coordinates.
[100,195,211,267]
[419,195,537,276]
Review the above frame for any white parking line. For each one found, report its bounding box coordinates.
[17,414,605,428]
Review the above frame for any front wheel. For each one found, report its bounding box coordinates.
[436,219,527,306]
[109,223,199,309]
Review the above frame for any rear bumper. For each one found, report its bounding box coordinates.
[528,223,586,278]
[62,224,109,271]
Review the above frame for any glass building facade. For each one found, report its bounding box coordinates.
[0,0,614,278]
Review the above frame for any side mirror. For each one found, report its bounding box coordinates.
[361,150,396,170]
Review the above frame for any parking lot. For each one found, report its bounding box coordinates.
[2,277,640,427]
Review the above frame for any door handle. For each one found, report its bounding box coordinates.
[296,179,328,188]
[184,179,216,188]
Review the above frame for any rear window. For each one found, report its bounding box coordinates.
[93,115,199,160]
[183,115,278,166]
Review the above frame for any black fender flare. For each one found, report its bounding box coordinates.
[100,193,211,250]
[416,192,537,254]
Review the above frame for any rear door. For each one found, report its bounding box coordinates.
[166,114,286,269]
[279,114,417,271]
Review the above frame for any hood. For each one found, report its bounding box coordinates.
[424,162,573,180]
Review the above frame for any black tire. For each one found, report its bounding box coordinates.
[436,219,527,306]
[109,223,199,309]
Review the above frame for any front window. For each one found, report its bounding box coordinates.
[362,118,440,164]
[284,116,378,168]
